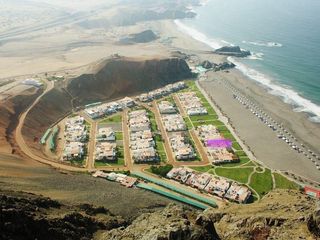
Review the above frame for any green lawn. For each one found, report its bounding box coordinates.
[232,142,242,151]
[190,165,214,172]
[183,117,193,129]
[235,150,247,158]
[146,110,158,132]
[217,125,228,132]
[115,132,123,140]
[190,114,218,122]
[215,167,254,183]
[221,132,236,141]
[274,173,300,190]
[249,169,273,197]
[100,114,122,123]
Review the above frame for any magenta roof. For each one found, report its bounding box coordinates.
[206,139,232,148]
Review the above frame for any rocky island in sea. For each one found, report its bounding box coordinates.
[214,46,251,57]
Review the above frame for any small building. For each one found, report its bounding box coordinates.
[63,142,84,160]
[96,127,115,142]
[158,101,177,114]
[95,142,117,161]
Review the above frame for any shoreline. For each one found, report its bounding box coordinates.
[159,20,320,183]
[173,16,320,124]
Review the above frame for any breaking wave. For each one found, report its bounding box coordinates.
[242,40,283,47]
[174,20,320,123]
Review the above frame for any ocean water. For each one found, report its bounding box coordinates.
[176,0,320,122]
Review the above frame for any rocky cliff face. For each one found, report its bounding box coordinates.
[205,190,317,240]
[67,57,192,106]
[1,189,318,240]
[98,203,220,240]
[98,190,318,240]
[0,190,126,240]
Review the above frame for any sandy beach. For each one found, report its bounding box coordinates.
[156,20,320,183]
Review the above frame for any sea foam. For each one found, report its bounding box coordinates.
[242,40,283,48]
[174,20,320,123]
[228,57,320,123]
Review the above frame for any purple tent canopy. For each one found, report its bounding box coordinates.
[206,139,232,149]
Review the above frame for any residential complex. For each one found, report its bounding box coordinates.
[178,92,207,116]
[138,81,186,102]
[167,167,251,203]
[196,125,238,165]
[161,114,186,132]
[158,100,177,114]
[62,115,87,161]
[169,133,196,160]
[85,97,135,119]
[93,171,137,188]
[129,110,159,163]
[95,126,117,162]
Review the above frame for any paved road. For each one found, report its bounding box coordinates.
[173,94,210,165]
[122,109,133,169]
[87,121,97,170]
[14,80,87,172]
[148,101,176,164]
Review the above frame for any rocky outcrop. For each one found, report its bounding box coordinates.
[205,190,316,240]
[100,203,220,240]
[213,62,235,71]
[0,190,126,240]
[214,46,251,57]
[201,60,214,69]
[307,202,320,237]
[119,30,158,44]
[200,60,235,71]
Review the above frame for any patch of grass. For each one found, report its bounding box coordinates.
[249,169,273,197]
[232,142,242,151]
[190,165,214,172]
[183,117,193,130]
[221,132,236,142]
[217,125,228,132]
[100,114,122,124]
[190,114,217,122]
[235,151,247,158]
[274,173,300,190]
[149,164,173,177]
[215,167,254,183]
[115,132,123,140]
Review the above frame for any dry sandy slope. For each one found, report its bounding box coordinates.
[0,153,171,219]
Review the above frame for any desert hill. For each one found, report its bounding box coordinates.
[67,57,192,106]
[0,87,43,154]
